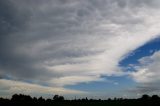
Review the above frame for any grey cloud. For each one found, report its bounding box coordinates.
[128,83,160,95]
[0,0,31,35]
[0,0,33,80]
[136,85,160,94]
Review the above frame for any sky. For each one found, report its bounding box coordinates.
[0,0,160,99]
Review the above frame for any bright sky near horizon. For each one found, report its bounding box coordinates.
[0,0,160,99]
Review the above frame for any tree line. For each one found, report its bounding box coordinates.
[0,94,160,106]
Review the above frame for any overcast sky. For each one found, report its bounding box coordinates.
[0,0,160,99]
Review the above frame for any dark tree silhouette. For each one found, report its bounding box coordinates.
[141,94,150,100]
[1,93,160,106]
[152,95,160,100]
[53,95,64,101]
[38,96,45,102]
[11,94,32,102]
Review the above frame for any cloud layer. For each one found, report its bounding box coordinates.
[0,0,160,96]
[0,79,86,98]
